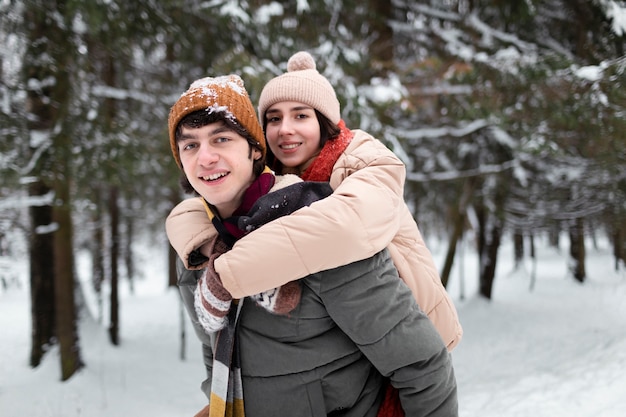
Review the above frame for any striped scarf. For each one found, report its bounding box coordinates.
[203,171,275,417]
[208,302,245,417]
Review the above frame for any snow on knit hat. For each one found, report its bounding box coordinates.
[168,74,266,169]
[258,51,341,125]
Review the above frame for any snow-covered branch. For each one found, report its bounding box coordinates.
[406,159,516,183]
[397,119,490,141]
[91,85,157,104]
[0,191,54,210]
[467,12,536,53]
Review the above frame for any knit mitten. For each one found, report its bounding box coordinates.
[250,281,302,315]
[238,181,333,233]
[194,237,232,333]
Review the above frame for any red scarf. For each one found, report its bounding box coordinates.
[300,120,353,182]
[377,384,403,417]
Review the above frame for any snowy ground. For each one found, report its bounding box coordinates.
[445,240,626,417]
[1,234,625,417]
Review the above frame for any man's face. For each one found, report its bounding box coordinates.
[178,121,261,218]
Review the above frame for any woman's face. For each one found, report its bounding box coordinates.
[264,101,321,170]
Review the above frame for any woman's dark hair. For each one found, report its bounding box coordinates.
[176,109,266,195]
[263,109,341,173]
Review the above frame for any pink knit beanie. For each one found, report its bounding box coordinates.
[168,75,266,169]
[258,51,341,124]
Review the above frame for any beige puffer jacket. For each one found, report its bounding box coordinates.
[166,129,462,350]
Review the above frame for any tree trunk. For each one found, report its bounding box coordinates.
[476,175,507,300]
[125,213,135,293]
[612,223,624,271]
[548,223,560,249]
[529,232,537,291]
[53,174,83,380]
[91,187,105,323]
[441,216,463,289]
[50,45,82,380]
[367,0,393,74]
[441,177,476,287]
[109,186,120,345]
[28,180,56,368]
[22,0,82,378]
[569,217,586,282]
[513,231,524,270]
[478,215,501,299]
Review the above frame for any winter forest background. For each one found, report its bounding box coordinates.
[0,0,625,408]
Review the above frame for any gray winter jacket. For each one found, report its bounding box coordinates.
[178,248,458,417]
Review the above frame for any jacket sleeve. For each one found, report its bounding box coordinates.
[176,258,215,401]
[166,198,217,270]
[216,133,406,298]
[313,250,458,417]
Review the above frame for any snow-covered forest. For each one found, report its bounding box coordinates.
[0,0,625,399]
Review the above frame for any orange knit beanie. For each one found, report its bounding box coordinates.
[258,51,341,125]
[168,75,266,169]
